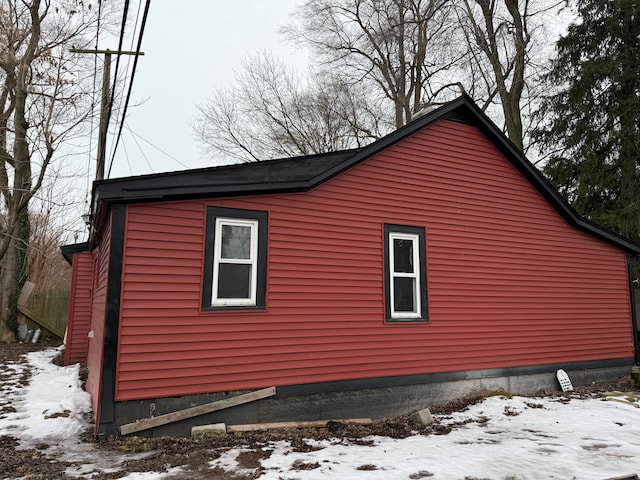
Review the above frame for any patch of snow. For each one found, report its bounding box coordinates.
[211,447,262,477]
[116,466,186,480]
[14,348,91,444]
[0,347,91,448]
[0,362,26,400]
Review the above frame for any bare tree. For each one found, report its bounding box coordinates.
[284,0,461,129]
[194,0,568,163]
[0,0,101,341]
[28,209,73,294]
[194,52,385,163]
[453,0,567,151]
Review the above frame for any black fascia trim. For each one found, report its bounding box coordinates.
[202,206,268,311]
[97,203,126,438]
[383,224,429,322]
[275,357,634,398]
[60,242,90,265]
[112,182,309,203]
[93,150,357,203]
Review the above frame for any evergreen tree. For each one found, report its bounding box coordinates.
[533,0,640,242]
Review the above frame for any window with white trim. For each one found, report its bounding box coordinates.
[212,218,258,305]
[384,224,428,322]
[203,207,267,310]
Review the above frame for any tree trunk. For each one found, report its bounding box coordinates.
[502,91,524,151]
[0,207,29,342]
[0,237,18,342]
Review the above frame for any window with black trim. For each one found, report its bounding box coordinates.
[384,224,428,322]
[203,207,267,310]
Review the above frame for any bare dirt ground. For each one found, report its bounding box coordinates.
[1,342,637,480]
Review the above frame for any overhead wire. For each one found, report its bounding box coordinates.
[107,0,143,166]
[107,0,151,178]
[120,138,134,176]
[126,122,155,173]
[105,0,130,169]
[125,124,190,169]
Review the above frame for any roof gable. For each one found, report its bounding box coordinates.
[91,95,640,255]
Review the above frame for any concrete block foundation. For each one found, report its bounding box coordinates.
[112,358,632,437]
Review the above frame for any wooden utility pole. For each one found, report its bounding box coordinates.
[70,48,144,180]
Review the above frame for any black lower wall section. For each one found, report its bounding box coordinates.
[114,358,633,437]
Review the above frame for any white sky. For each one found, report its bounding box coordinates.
[3,347,640,479]
[104,1,306,179]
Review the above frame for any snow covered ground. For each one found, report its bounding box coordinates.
[0,346,155,478]
[2,346,640,479]
[221,396,640,479]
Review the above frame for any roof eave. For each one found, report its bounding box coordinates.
[60,242,90,264]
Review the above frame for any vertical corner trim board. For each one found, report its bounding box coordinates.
[119,387,277,435]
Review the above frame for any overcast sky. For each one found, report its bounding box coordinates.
[104,1,305,179]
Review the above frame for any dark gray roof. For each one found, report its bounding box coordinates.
[94,149,358,202]
[92,95,640,255]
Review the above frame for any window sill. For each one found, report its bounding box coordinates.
[202,305,267,313]
[385,318,430,324]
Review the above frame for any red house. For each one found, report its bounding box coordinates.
[62,96,640,437]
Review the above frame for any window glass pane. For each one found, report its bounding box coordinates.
[394,277,415,312]
[221,225,251,259]
[217,264,251,299]
[393,238,414,273]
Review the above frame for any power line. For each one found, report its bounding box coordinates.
[127,123,155,173]
[107,0,151,178]
[109,0,144,164]
[120,137,134,176]
[106,0,131,150]
[125,124,190,169]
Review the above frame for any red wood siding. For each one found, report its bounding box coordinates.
[85,214,112,424]
[64,252,94,365]
[115,120,634,400]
